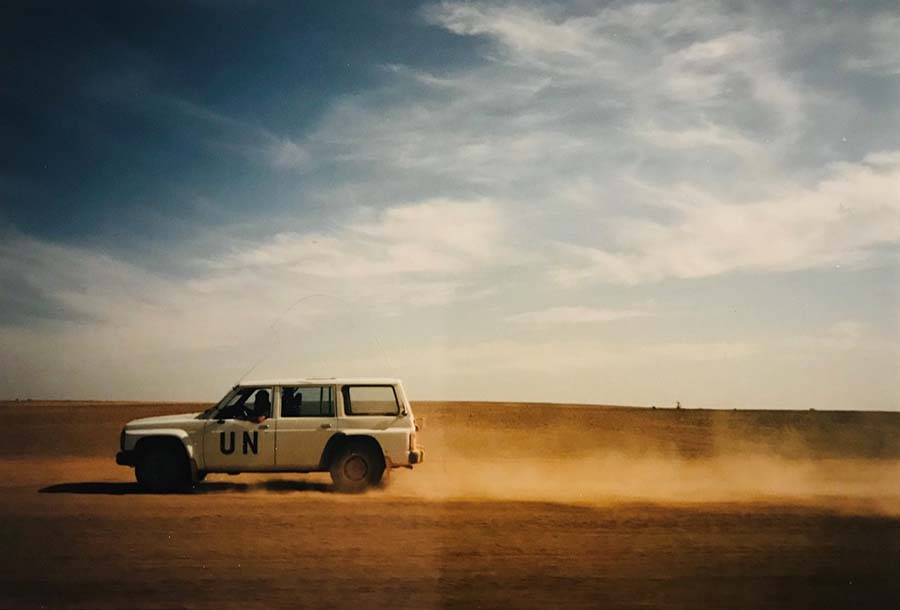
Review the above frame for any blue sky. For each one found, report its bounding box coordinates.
[1,0,898,408]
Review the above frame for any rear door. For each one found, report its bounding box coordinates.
[275,385,337,469]
[203,387,276,471]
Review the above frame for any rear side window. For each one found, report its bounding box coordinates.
[342,385,399,416]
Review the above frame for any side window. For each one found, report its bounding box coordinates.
[343,385,399,416]
[216,388,272,420]
[281,386,334,418]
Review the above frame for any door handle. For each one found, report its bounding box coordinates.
[320,423,332,429]
[259,424,269,430]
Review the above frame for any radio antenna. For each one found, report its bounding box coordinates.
[235,292,394,385]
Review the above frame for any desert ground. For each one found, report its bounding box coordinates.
[1,400,899,609]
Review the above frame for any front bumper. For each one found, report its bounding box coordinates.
[408,449,424,465]
[116,451,136,466]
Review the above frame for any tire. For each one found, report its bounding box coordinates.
[135,445,190,493]
[329,440,385,493]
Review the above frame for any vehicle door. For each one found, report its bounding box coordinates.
[203,386,276,471]
[275,385,337,469]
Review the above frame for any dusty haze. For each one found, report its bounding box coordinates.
[394,403,900,513]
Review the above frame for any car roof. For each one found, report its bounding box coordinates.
[237,377,401,387]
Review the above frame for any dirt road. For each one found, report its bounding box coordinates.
[1,401,899,609]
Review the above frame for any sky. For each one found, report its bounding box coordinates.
[1,0,898,409]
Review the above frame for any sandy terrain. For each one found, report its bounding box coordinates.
[1,400,899,609]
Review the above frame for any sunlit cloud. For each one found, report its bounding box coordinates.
[550,152,900,286]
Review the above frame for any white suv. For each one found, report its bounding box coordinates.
[116,378,424,493]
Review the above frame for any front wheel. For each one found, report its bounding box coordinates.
[135,446,190,493]
[330,442,385,493]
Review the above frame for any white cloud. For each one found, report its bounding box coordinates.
[429,3,605,61]
[355,198,501,259]
[551,152,900,285]
[300,0,899,293]
[0,198,508,368]
[228,198,505,278]
[506,305,653,324]
[634,121,763,159]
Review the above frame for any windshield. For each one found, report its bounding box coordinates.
[200,386,273,421]
[199,387,239,419]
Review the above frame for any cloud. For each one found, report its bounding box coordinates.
[295,0,900,293]
[227,198,505,278]
[506,305,653,324]
[267,139,311,169]
[636,341,757,362]
[551,152,900,286]
[783,320,895,353]
[633,121,763,159]
[823,320,867,347]
[149,94,311,171]
[428,3,604,60]
[845,14,900,75]
[0,198,508,397]
[0,198,507,353]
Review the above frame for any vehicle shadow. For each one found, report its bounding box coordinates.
[39,479,334,495]
[39,482,144,495]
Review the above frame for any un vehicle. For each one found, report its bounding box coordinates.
[116,378,424,493]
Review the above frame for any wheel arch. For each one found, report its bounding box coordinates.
[133,434,199,484]
[318,433,385,470]
[126,429,194,457]
[134,434,191,461]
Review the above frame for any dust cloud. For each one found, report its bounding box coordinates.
[388,452,900,514]
[386,402,900,514]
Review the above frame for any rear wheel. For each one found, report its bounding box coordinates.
[135,445,190,493]
[330,441,385,493]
